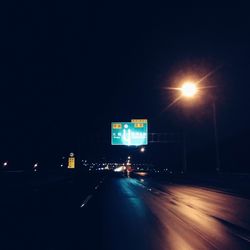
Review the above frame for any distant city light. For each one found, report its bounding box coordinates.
[136,172,148,177]
[114,166,126,172]
[140,147,145,152]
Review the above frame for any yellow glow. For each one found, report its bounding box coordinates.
[181,82,198,97]
[136,172,148,177]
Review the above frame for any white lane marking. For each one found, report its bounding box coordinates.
[234,233,250,243]
[80,194,93,208]
[79,179,105,208]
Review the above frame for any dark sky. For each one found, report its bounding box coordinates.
[3,3,250,171]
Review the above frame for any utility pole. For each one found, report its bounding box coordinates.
[182,131,187,173]
[212,101,221,173]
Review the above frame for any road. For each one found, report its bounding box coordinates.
[0,171,104,250]
[1,172,250,249]
[100,175,250,250]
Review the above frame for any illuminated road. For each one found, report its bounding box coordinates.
[100,176,250,250]
[1,172,250,249]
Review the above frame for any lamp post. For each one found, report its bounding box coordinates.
[179,81,221,173]
[212,101,221,173]
[182,131,187,173]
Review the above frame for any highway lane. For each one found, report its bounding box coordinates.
[99,175,250,250]
[1,172,250,249]
[0,171,105,250]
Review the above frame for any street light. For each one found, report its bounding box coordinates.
[177,81,221,173]
[140,147,145,153]
[180,82,198,97]
[33,163,38,172]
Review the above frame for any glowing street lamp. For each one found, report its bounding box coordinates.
[166,76,221,173]
[165,67,222,172]
[180,82,198,97]
[180,81,220,172]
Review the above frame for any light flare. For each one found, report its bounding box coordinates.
[181,82,198,97]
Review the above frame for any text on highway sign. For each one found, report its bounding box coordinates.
[111,119,148,146]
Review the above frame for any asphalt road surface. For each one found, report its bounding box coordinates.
[1,172,250,250]
[100,175,250,250]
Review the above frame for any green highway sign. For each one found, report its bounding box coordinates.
[111,120,148,146]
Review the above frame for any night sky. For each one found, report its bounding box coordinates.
[3,3,250,171]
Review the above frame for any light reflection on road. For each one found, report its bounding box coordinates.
[139,181,250,249]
